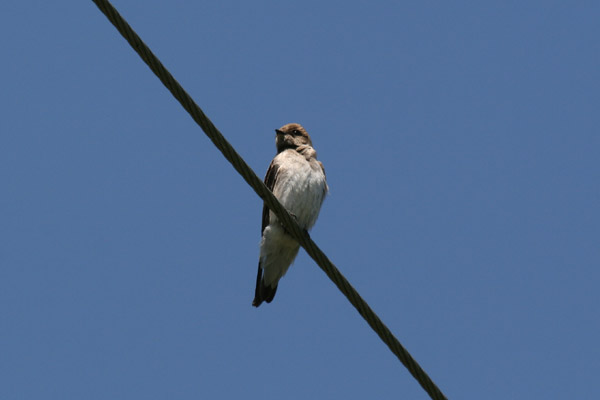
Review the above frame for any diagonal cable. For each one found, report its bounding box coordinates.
[90,1,448,399]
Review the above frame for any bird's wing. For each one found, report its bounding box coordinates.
[253,158,281,307]
[261,158,280,233]
[317,160,329,196]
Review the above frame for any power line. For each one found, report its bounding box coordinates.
[90,1,448,399]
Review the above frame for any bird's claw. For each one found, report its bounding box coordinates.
[282,212,298,236]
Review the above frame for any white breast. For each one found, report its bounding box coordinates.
[271,150,327,230]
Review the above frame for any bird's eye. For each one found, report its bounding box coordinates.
[292,130,300,135]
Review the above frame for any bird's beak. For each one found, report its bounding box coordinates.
[275,129,285,136]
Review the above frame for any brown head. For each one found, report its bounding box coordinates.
[275,123,313,153]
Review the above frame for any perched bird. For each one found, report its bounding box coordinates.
[252,123,328,307]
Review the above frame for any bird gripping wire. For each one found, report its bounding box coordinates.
[91,1,448,399]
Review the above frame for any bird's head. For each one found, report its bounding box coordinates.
[275,123,313,153]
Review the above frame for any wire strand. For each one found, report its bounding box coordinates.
[90,1,448,399]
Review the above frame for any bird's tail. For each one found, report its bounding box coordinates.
[252,262,277,307]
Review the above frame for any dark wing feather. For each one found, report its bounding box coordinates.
[253,159,280,307]
[261,160,280,233]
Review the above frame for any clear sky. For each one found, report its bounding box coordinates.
[1,1,598,399]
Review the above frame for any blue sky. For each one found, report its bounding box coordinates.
[1,1,598,399]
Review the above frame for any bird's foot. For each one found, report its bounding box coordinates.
[282,212,298,236]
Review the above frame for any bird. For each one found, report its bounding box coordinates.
[252,123,328,307]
